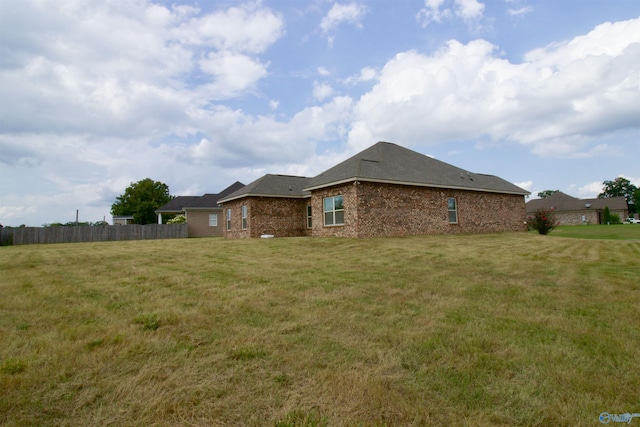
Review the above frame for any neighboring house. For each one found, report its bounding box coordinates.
[525,191,628,225]
[112,215,134,225]
[218,141,530,238]
[155,182,244,237]
[156,196,200,223]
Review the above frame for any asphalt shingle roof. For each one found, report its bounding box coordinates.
[525,191,628,212]
[218,175,312,203]
[156,196,200,213]
[184,181,246,209]
[304,141,529,195]
[155,181,245,212]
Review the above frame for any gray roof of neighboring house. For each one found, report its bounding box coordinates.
[218,175,312,203]
[155,181,245,213]
[304,141,530,195]
[183,181,246,209]
[525,191,628,212]
[156,196,200,213]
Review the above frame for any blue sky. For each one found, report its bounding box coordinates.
[1,0,639,226]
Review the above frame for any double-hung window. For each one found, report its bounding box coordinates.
[209,213,218,227]
[241,205,248,229]
[307,205,312,228]
[448,197,458,224]
[323,195,344,226]
[226,209,231,231]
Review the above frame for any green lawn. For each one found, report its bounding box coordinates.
[549,224,640,240]
[1,233,639,426]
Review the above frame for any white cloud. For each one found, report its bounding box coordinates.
[320,2,367,33]
[508,6,533,16]
[181,96,354,169]
[455,0,485,21]
[313,82,335,101]
[416,0,451,27]
[172,1,284,53]
[0,0,283,139]
[359,67,377,81]
[515,180,533,192]
[575,181,605,199]
[199,51,268,99]
[347,18,640,157]
[417,0,485,28]
[317,66,331,76]
[344,66,378,84]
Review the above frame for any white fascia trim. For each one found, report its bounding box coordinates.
[183,207,223,211]
[304,177,530,196]
[218,193,311,204]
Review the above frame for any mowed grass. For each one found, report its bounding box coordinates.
[1,232,639,426]
[550,224,640,240]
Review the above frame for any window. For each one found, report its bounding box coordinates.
[241,205,248,229]
[209,213,218,227]
[226,209,231,231]
[323,195,344,226]
[307,205,312,228]
[448,198,458,223]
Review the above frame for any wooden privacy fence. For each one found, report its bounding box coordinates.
[4,224,188,245]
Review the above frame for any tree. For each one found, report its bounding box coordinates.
[599,177,638,215]
[537,190,559,199]
[599,177,636,201]
[633,188,640,214]
[111,178,174,225]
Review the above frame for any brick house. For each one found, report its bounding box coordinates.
[525,191,628,225]
[219,142,530,238]
[218,175,312,239]
[155,181,244,237]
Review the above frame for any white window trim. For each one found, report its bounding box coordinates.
[209,213,218,227]
[241,205,248,230]
[307,205,312,228]
[448,197,458,224]
[226,209,231,231]
[323,195,344,226]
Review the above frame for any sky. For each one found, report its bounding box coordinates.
[0,0,639,227]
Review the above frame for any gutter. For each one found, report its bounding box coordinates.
[303,177,530,196]
[218,192,311,204]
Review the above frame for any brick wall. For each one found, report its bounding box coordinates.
[223,197,311,239]
[310,183,359,237]
[535,209,627,225]
[312,182,527,238]
[222,200,248,239]
[223,182,527,239]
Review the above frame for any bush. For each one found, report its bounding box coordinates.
[609,213,621,224]
[603,207,621,225]
[527,208,559,235]
[167,215,186,224]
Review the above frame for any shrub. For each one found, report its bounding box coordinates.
[527,208,558,235]
[603,207,621,225]
[167,215,186,224]
[609,213,621,224]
